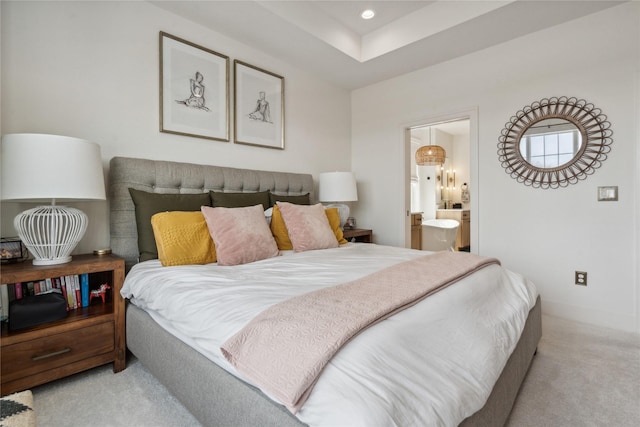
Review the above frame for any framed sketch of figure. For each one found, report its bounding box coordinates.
[234,60,284,149]
[160,32,229,141]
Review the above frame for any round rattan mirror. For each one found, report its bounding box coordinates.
[497,96,612,189]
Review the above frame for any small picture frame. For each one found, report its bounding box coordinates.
[234,60,284,149]
[159,31,230,141]
[344,217,356,229]
[0,238,25,263]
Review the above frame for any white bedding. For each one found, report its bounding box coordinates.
[121,243,538,427]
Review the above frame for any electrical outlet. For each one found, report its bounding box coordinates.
[575,271,587,286]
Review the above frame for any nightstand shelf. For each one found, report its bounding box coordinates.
[0,254,125,396]
[343,228,373,243]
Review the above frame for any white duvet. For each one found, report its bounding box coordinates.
[121,243,538,427]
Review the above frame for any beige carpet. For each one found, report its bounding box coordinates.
[31,315,640,426]
[506,315,640,427]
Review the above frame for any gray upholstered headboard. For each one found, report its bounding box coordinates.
[109,156,314,271]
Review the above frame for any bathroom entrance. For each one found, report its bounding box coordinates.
[407,116,473,252]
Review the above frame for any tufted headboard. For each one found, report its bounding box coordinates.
[109,156,314,271]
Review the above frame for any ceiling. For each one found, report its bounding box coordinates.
[151,0,625,90]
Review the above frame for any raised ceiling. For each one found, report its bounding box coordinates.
[151,0,625,90]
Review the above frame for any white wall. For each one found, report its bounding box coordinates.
[1,1,351,252]
[352,3,640,332]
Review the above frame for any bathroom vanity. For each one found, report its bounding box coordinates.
[436,209,470,251]
[410,213,422,250]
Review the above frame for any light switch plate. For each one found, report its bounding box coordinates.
[597,186,618,201]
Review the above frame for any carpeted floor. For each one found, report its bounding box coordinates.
[505,315,640,427]
[31,315,640,426]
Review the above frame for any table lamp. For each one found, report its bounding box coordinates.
[318,171,358,228]
[1,134,106,265]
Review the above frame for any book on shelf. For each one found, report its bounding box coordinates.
[6,283,15,302]
[81,273,89,307]
[0,284,8,321]
[14,282,23,300]
[73,275,81,309]
[61,276,70,310]
[63,276,74,309]
[57,277,69,311]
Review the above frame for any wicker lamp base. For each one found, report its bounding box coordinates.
[14,205,88,265]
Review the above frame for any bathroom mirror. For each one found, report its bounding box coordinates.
[497,97,612,188]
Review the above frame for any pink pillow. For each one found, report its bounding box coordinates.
[276,202,339,252]
[201,205,279,266]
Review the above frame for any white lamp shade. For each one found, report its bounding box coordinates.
[318,172,358,202]
[1,133,106,202]
[1,133,106,265]
[318,172,357,228]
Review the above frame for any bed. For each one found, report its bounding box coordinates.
[109,156,541,427]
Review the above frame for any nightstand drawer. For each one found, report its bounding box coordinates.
[1,321,114,383]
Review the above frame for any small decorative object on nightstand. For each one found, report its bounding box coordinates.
[342,228,372,243]
[89,283,111,304]
[0,238,27,264]
[344,217,356,229]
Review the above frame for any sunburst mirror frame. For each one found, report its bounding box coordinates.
[497,96,612,189]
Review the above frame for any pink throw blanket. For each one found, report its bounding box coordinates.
[221,251,500,413]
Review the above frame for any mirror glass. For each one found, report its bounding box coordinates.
[518,118,582,168]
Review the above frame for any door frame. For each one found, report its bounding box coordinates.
[402,107,479,254]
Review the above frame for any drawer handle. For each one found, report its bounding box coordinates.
[32,347,71,361]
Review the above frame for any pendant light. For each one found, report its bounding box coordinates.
[415,127,446,166]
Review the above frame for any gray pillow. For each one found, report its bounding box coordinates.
[129,188,211,262]
[269,192,311,206]
[209,190,270,210]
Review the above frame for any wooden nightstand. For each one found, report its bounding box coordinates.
[0,254,125,396]
[343,228,373,243]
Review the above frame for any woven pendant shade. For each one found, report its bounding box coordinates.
[415,145,446,166]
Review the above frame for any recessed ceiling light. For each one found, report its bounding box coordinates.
[361,9,375,20]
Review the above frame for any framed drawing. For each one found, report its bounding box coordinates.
[160,31,229,141]
[234,60,284,149]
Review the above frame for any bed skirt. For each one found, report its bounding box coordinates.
[125,296,542,427]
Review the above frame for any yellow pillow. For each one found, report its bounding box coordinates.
[325,207,348,245]
[270,205,347,250]
[151,211,216,266]
[270,205,293,250]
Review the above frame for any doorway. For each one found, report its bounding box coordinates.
[404,109,478,253]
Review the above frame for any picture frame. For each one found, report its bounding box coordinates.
[160,31,229,141]
[234,60,284,149]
